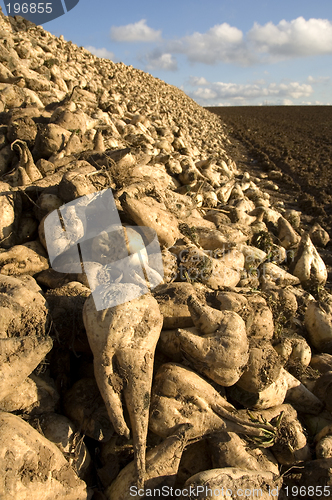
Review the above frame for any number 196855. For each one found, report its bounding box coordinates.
[284,486,331,497]
[5,3,52,14]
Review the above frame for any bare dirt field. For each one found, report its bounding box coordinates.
[206,106,332,232]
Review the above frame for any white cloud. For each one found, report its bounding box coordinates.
[144,50,178,71]
[280,99,294,105]
[248,17,332,60]
[110,19,161,42]
[139,17,332,70]
[307,75,330,84]
[188,76,210,86]
[85,46,115,60]
[188,77,313,105]
[109,16,332,72]
[192,87,218,100]
[168,23,254,66]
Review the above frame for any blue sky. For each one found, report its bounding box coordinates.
[3,0,332,105]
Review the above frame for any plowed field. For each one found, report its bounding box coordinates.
[206,106,332,233]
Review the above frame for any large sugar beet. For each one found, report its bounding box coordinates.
[176,296,249,386]
[0,412,90,500]
[0,274,50,337]
[183,468,282,500]
[83,285,163,488]
[0,275,52,401]
[0,181,21,248]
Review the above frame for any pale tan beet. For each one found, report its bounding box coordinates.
[208,432,279,475]
[268,405,311,465]
[33,123,72,158]
[237,243,267,270]
[149,363,274,442]
[0,181,21,248]
[230,369,289,410]
[153,282,196,329]
[280,336,312,371]
[0,274,52,400]
[316,436,332,459]
[284,369,324,414]
[216,179,235,204]
[230,209,256,227]
[232,368,323,413]
[106,424,191,500]
[305,296,332,353]
[4,140,42,187]
[259,262,300,288]
[157,327,193,362]
[247,405,311,465]
[190,226,232,250]
[176,296,249,386]
[52,108,91,134]
[0,274,50,338]
[183,468,281,500]
[291,233,327,288]
[128,163,176,191]
[245,295,274,339]
[121,193,180,248]
[216,290,249,315]
[83,285,163,488]
[315,425,332,458]
[265,287,298,321]
[278,216,300,250]
[0,336,53,402]
[217,291,274,340]
[0,240,49,276]
[0,373,59,414]
[236,339,282,393]
[186,211,218,230]
[0,412,90,500]
[35,413,92,480]
[58,162,97,202]
[310,223,330,247]
[180,246,244,289]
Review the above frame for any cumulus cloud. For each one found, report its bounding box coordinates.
[307,75,330,84]
[188,77,313,105]
[192,87,218,100]
[188,76,210,86]
[158,17,332,69]
[85,46,115,60]
[268,82,313,99]
[178,17,332,64]
[110,19,161,42]
[248,17,332,60]
[109,16,332,70]
[167,23,255,65]
[144,50,178,71]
